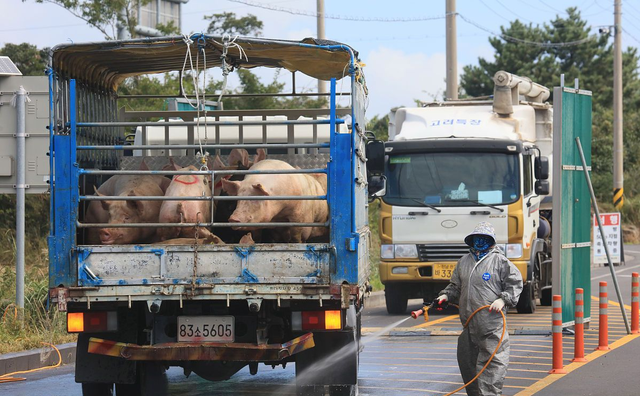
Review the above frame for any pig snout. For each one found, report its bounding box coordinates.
[228,213,252,229]
[99,229,118,244]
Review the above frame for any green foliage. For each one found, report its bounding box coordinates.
[460,7,640,222]
[205,12,263,37]
[366,114,389,141]
[0,43,49,76]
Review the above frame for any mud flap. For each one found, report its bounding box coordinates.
[75,309,139,384]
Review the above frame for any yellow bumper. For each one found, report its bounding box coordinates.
[380,259,529,283]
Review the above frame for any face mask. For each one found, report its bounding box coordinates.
[473,235,492,251]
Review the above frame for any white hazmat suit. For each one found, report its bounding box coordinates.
[439,223,523,396]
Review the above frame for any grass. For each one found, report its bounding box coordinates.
[0,222,75,355]
[368,200,384,291]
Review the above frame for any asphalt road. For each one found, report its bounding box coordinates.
[2,247,639,396]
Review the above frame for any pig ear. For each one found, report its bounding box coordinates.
[252,183,270,196]
[254,149,266,164]
[211,155,225,170]
[221,179,241,196]
[94,186,110,210]
[139,159,149,171]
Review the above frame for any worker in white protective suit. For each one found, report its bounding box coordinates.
[437,222,523,396]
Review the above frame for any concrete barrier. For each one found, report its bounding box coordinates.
[0,343,76,376]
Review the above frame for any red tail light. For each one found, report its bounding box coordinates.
[294,310,342,331]
[67,311,118,333]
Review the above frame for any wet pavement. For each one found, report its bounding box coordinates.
[2,250,639,395]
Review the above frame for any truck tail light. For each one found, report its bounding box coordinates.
[67,311,118,333]
[292,310,342,331]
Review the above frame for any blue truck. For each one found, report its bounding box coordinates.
[47,35,372,396]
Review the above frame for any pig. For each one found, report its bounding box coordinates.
[84,160,170,245]
[239,233,255,245]
[159,234,224,245]
[91,177,166,245]
[157,158,214,241]
[227,148,250,169]
[221,159,328,243]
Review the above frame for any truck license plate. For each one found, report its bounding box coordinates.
[433,263,457,280]
[177,316,235,342]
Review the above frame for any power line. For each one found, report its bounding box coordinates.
[458,13,597,48]
[0,23,86,32]
[539,0,564,14]
[478,0,511,23]
[622,26,640,45]
[494,0,534,23]
[226,0,447,22]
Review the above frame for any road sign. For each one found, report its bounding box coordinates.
[552,84,593,326]
[593,213,622,264]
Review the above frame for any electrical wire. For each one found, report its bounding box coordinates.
[622,27,640,45]
[0,343,62,383]
[495,0,534,23]
[227,0,446,22]
[458,13,597,48]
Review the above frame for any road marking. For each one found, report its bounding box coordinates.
[591,263,640,280]
[514,333,640,395]
[359,385,467,395]
[590,295,631,310]
[360,377,527,389]
[358,369,537,381]
[412,314,459,328]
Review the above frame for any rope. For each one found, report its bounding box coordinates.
[416,303,506,396]
[0,343,62,383]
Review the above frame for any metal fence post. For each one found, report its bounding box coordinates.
[14,86,27,312]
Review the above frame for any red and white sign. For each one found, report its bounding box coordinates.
[593,213,621,264]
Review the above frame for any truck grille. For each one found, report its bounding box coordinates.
[417,244,469,262]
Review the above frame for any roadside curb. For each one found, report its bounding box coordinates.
[0,343,76,376]
[367,290,385,309]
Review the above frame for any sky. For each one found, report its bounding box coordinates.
[2,0,639,118]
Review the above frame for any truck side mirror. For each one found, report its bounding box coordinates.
[535,156,549,180]
[368,175,387,198]
[366,140,385,176]
[535,180,550,196]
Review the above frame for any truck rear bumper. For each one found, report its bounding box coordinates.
[87,332,314,362]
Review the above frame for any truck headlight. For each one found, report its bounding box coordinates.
[391,266,409,274]
[395,244,418,259]
[381,244,395,259]
[504,244,522,259]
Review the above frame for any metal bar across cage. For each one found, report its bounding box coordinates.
[77,221,329,228]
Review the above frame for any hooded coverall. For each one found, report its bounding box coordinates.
[440,247,523,396]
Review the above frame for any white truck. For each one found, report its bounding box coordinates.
[377,71,553,314]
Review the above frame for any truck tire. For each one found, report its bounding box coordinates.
[540,287,552,306]
[385,285,408,314]
[82,383,114,396]
[516,282,536,314]
[116,362,168,396]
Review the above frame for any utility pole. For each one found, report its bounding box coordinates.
[613,0,623,209]
[15,86,27,312]
[317,0,327,94]
[446,0,458,100]
[316,0,327,93]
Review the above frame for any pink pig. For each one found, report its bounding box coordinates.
[221,159,328,243]
[85,160,170,245]
[157,159,214,241]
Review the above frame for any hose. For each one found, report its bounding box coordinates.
[411,303,506,396]
[0,343,62,384]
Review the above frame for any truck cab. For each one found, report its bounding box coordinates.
[377,71,553,314]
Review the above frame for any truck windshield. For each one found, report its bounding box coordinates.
[383,152,520,207]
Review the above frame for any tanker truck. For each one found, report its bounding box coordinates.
[376,71,553,314]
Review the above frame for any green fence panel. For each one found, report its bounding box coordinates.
[552,86,593,326]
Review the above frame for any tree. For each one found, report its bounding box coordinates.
[30,0,179,39]
[460,7,640,223]
[0,43,49,76]
[205,12,263,37]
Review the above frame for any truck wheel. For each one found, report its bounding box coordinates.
[82,383,114,396]
[540,287,552,306]
[385,285,408,314]
[116,362,168,396]
[516,283,536,314]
